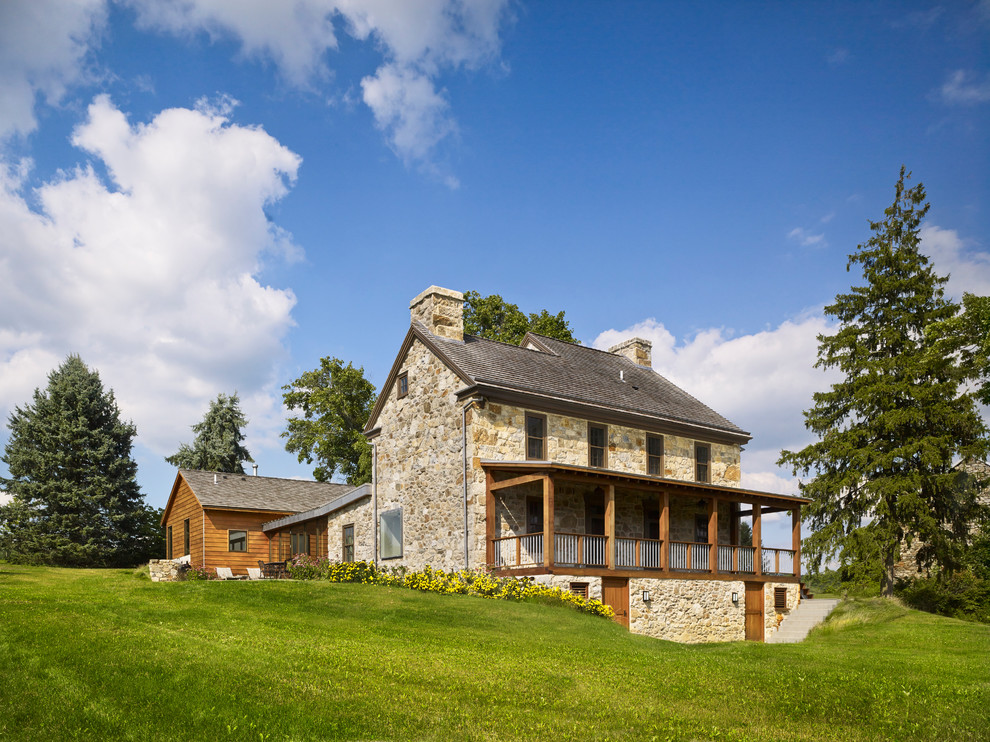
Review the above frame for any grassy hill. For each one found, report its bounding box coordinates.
[0,565,987,741]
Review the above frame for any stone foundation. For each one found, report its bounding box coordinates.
[149,559,184,582]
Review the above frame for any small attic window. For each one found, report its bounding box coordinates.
[397,372,409,399]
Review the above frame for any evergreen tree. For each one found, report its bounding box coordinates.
[463,291,577,345]
[282,358,376,485]
[166,393,253,473]
[0,355,160,566]
[779,168,987,596]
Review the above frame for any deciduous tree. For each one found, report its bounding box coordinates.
[0,356,162,566]
[165,392,253,474]
[779,168,987,596]
[463,291,577,345]
[282,358,375,484]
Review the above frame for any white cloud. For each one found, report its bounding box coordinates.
[0,96,301,453]
[787,227,826,247]
[826,48,849,66]
[921,224,990,297]
[0,0,107,139]
[124,0,511,177]
[939,69,990,105]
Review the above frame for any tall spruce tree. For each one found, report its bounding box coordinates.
[166,392,253,474]
[779,168,987,596]
[0,355,160,566]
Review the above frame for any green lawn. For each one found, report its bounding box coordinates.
[1,565,987,741]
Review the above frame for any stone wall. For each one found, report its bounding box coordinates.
[374,338,470,572]
[764,582,800,638]
[470,401,741,485]
[533,574,603,602]
[629,576,747,643]
[326,498,374,563]
[149,559,184,582]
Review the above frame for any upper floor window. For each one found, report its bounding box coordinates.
[588,423,607,468]
[525,413,547,460]
[397,372,409,399]
[647,434,664,476]
[695,443,711,483]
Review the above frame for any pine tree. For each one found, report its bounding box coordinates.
[779,168,987,596]
[165,392,253,473]
[0,355,160,566]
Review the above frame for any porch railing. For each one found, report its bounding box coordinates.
[762,547,795,575]
[668,541,710,572]
[616,537,662,569]
[492,532,543,568]
[717,544,756,573]
[555,533,607,567]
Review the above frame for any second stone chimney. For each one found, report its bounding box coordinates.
[609,337,652,368]
[410,286,464,341]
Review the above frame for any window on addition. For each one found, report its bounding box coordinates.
[342,524,355,562]
[588,423,607,468]
[695,443,711,483]
[397,372,409,399]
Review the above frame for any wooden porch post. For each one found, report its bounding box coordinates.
[708,497,718,574]
[543,474,555,568]
[485,469,495,567]
[753,504,762,576]
[792,506,802,577]
[659,491,669,571]
[605,484,615,569]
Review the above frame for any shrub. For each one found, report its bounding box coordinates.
[183,564,216,581]
[897,570,990,623]
[285,556,614,619]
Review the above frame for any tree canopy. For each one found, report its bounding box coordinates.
[0,355,163,566]
[282,358,375,485]
[779,168,988,596]
[165,392,253,474]
[463,291,577,345]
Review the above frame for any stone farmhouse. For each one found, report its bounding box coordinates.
[160,285,810,643]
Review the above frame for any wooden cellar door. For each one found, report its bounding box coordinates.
[602,577,629,628]
[744,582,764,642]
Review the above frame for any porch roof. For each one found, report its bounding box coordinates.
[261,483,371,532]
[480,460,811,511]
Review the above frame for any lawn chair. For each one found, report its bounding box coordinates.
[246,567,263,580]
[216,567,246,580]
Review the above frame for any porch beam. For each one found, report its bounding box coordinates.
[708,497,718,574]
[792,506,802,577]
[659,491,669,571]
[543,475,555,568]
[485,469,496,566]
[605,484,615,569]
[753,504,762,577]
[489,473,546,491]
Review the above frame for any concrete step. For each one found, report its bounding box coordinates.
[766,598,840,644]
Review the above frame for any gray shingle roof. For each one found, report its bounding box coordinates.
[180,470,353,513]
[419,324,748,438]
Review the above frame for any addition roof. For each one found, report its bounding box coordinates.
[169,469,354,516]
[365,323,749,443]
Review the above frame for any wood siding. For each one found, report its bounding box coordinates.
[162,477,204,566]
[204,509,292,575]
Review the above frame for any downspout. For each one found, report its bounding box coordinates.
[372,441,378,565]
[462,396,485,570]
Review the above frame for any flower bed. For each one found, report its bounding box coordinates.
[285,556,614,619]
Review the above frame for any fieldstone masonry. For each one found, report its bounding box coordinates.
[149,559,183,582]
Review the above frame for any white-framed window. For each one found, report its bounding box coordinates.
[380,508,403,559]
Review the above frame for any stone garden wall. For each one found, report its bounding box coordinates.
[149,559,183,582]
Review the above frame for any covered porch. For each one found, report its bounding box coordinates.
[483,461,807,581]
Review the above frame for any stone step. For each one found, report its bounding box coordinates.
[766,598,841,644]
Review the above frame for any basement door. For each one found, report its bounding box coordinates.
[744,582,764,642]
[602,577,629,628]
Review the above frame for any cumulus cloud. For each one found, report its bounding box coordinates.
[124,0,511,178]
[0,96,301,453]
[939,69,990,105]
[921,224,990,297]
[0,0,107,139]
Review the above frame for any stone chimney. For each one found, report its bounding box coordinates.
[410,286,464,341]
[609,337,652,368]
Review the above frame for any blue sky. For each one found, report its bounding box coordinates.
[1,1,988,547]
